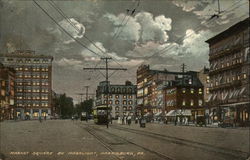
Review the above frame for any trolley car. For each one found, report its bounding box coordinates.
[93,105,110,124]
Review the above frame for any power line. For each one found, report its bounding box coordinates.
[33,0,102,58]
[47,0,106,55]
[47,0,126,70]
[115,0,141,39]
[123,0,248,75]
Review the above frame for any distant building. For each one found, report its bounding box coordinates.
[0,63,15,121]
[206,18,250,126]
[136,65,202,116]
[164,72,204,123]
[0,50,53,120]
[198,67,210,104]
[96,81,137,118]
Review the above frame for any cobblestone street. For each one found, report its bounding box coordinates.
[0,120,249,160]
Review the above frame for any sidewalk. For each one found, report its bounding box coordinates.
[111,120,250,154]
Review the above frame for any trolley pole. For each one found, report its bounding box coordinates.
[83,57,127,128]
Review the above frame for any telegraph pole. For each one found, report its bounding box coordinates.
[84,86,89,100]
[83,57,127,128]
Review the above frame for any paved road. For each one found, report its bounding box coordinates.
[0,120,249,160]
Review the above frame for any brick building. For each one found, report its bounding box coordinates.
[0,63,15,121]
[95,81,137,119]
[164,72,204,124]
[136,65,201,116]
[206,17,250,126]
[0,50,53,120]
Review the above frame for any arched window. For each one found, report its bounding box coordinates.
[128,88,132,93]
[115,106,119,111]
[115,100,119,105]
[122,88,127,93]
[123,106,127,111]
[117,88,121,93]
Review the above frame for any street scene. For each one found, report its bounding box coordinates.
[1,119,249,160]
[0,0,250,160]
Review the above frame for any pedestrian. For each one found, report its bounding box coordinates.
[44,115,46,121]
[39,116,42,123]
[128,116,131,125]
[122,116,124,125]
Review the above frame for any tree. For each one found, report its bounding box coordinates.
[56,93,74,118]
[75,99,93,116]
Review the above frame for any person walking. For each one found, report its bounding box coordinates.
[39,116,42,123]
[44,115,46,121]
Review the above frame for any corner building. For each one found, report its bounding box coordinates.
[206,18,250,126]
[96,81,137,119]
[0,50,53,120]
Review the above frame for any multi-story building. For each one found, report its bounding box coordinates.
[0,63,15,121]
[136,65,200,116]
[0,50,53,120]
[164,73,204,123]
[206,17,250,126]
[96,81,137,119]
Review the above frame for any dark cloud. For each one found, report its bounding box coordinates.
[0,0,248,103]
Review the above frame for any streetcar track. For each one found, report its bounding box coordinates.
[85,124,173,160]
[110,125,247,160]
[75,122,123,160]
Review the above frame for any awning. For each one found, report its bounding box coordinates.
[207,94,213,102]
[166,110,192,116]
[212,93,217,101]
[222,91,229,100]
[166,110,176,116]
[239,87,246,96]
[177,109,192,116]
[229,90,235,99]
[220,102,250,107]
[154,112,162,117]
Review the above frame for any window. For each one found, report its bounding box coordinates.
[128,106,132,111]
[206,76,210,83]
[198,88,202,94]
[115,100,119,105]
[123,106,127,111]
[182,88,186,93]
[123,95,127,99]
[190,88,194,94]
[199,100,203,106]
[109,95,112,98]
[128,95,133,99]
[128,100,133,105]
[109,100,112,104]
[115,106,119,111]
[182,100,185,106]
[117,88,121,92]
[115,95,119,99]
[122,88,127,93]
[190,99,194,106]
[1,90,5,96]
[104,100,107,104]
[243,73,247,79]
[123,100,127,105]
[128,88,132,93]
[206,88,209,94]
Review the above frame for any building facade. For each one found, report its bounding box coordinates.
[96,81,137,119]
[164,74,204,124]
[206,18,250,126]
[0,63,15,121]
[0,50,53,120]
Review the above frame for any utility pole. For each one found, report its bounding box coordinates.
[83,57,127,128]
[76,92,95,103]
[84,86,89,100]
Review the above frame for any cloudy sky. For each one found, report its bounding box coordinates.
[0,0,249,103]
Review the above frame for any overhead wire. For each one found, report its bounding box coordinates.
[123,0,249,75]
[114,0,141,39]
[47,0,126,70]
[33,0,102,58]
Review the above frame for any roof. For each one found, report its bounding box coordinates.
[206,17,249,44]
[0,50,53,59]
